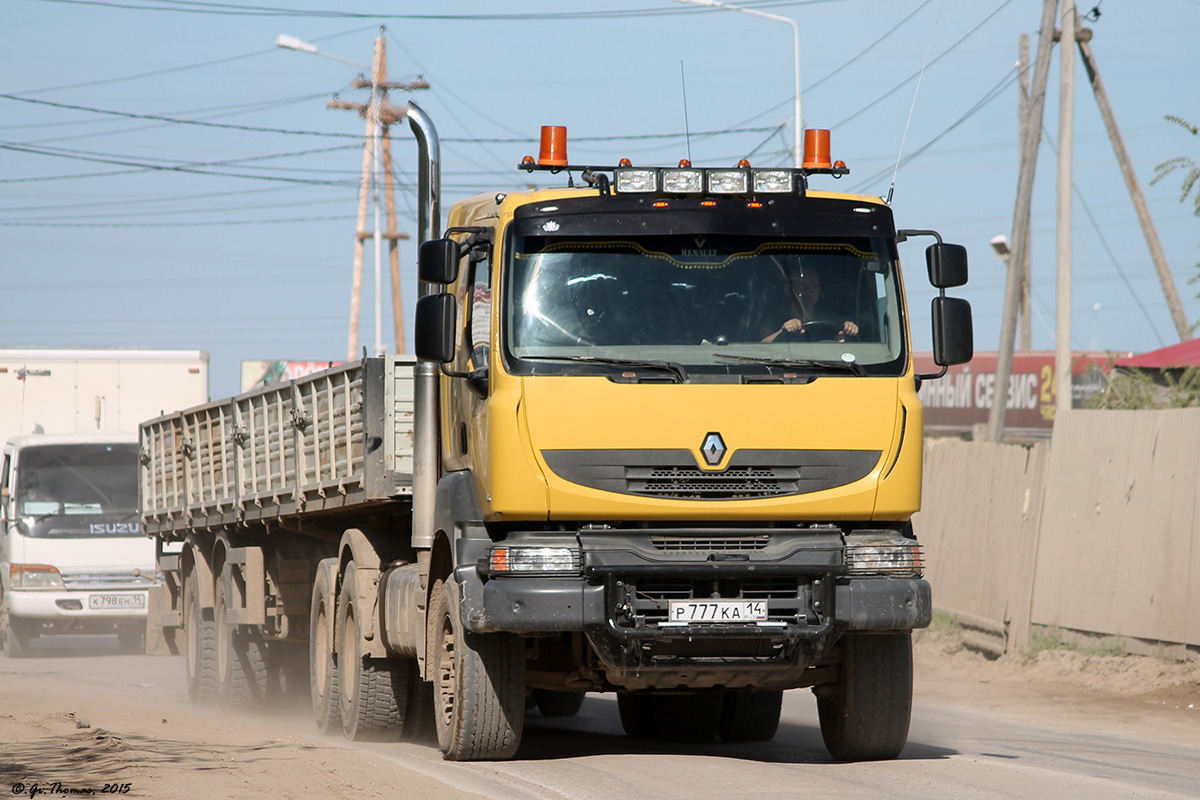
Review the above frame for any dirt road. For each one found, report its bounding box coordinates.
[1,631,1197,800]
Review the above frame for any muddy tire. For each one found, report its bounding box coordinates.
[718,690,783,742]
[533,689,585,718]
[183,562,218,704]
[651,694,722,743]
[616,692,655,738]
[337,562,407,741]
[309,559,340,734]
[215,568,268,708]
[816,632,913,761]
[431,578,525,761]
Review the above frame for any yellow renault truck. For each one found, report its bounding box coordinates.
[140,108,971,764]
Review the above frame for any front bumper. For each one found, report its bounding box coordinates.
[457,533,930,687]
[5,588,150,630]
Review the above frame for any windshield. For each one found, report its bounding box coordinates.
[16,443,140,536]
[503,233,905,378]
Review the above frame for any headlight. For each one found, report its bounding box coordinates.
[752,169,795,193]
[844,537,923,577]
[614,168,658,193]
[10,563,66,589]
[489,546,582,576]
[661,168,703,194]
[707,169,749,194]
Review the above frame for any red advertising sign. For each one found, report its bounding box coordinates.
[240,360,344,392]
[914,351,1112,436]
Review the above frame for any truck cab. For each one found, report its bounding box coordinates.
[411,127,972,759]
[0,433,155,656]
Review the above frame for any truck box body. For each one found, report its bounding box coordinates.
[0,348,209,443]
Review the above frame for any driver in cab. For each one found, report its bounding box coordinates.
[761,266,859,343]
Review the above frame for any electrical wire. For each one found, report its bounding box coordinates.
[35,0,847,21]
[831,0,1017,131]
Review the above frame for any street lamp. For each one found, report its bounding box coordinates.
[275,35,368,69]
[675,0,801,168]
[990,234,1010,262]
[277,34,385,359]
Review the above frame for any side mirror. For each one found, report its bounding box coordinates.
[414,294,457,363]
[927,243,968,289]
[418,239,461,284]
[931,296,973,367]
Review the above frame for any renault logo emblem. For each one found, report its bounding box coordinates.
[701,432,726,467]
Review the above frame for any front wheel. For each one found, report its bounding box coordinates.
[815,632,913,761]
[431,578,525,760]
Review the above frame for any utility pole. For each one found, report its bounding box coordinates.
[328,30,427,359]
[1055,0,1077,420]
[1077,37,1192,342]
[985,0,1058,443]
[1017,33,1033,351]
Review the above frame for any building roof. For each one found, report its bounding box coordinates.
[1115,337,1200,369]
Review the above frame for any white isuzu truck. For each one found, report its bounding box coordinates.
[0,348,208,656]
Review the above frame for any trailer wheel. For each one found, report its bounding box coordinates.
[309,560,340,734]
[651,694,722,743]
[337,562,407,741]
[815,632,913,761]
[431,577,525,761]
[616,692,655,738]
[718,690,783,742]
[532,688,585,718]
[183,562,218,704]
[215,568,268,708]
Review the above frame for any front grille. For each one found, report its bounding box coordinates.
[650,535,770,552]
[60,570,156,590]
[630,466,793,499]
[542,448,881,500]
[619,576,807,626]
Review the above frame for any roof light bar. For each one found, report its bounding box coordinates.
[662,168,703,194]
[707,169,750,194]
[615,168,658,193]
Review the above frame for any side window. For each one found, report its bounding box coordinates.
[0,453,10,527]
[466,256,492,371]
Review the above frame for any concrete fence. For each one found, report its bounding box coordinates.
[913,408,1200,660]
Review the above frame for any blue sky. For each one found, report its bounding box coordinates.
[4,0,1199,399]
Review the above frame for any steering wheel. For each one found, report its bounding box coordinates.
[775,319,849,342]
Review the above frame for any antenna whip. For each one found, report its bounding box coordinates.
[888,5,942,204]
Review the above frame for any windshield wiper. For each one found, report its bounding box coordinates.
[521,355,688,383]
[713,353,864,376]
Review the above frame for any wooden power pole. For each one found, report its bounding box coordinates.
[986,0,1058,442]
[328,30,427,358]
[987,3,1190,439]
